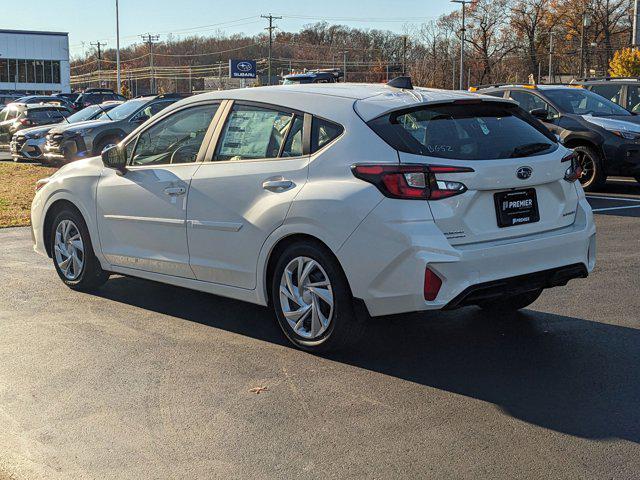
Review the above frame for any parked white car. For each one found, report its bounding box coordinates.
[31,80,596,351]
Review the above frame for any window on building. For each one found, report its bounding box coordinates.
[18,60,27,83]
[44,61,52,83]
[1,59,63,85]
[52,61,60,84]
[0,59,7,83]
[8,59,17,84]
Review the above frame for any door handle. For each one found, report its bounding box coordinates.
[164,186,186,196]
[262,177,294,192]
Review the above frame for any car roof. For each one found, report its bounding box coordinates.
[179,83,515,121]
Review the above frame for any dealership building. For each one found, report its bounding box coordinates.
[0,29,70,94]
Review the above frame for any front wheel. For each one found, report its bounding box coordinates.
[50,207,110,291]
[271,242,363,352]
[478,289,542,312]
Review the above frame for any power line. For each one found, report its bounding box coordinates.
[261,14,282,85]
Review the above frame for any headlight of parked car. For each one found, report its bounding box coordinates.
[608,129,640,140]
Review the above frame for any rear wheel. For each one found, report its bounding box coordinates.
[50,207,109,291]
[270,241,363,352]
[573,145,606,191]
[478,289,542,312]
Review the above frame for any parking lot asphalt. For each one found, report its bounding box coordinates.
[0,173,640,479]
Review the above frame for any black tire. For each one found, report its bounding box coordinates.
[573,145,606,191]
[50,207,109,291]
[270,241,364,352]
[478,289,543,312]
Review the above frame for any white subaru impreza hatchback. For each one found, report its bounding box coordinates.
[31,79,596,351]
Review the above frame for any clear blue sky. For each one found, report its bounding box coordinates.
[5,0,455,57]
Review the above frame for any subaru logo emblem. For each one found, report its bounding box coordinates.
[237,61,253,72]
[516,166,533,180]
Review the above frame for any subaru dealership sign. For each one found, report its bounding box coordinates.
[229,59,257,79]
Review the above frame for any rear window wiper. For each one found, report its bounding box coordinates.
[510,142,552,158]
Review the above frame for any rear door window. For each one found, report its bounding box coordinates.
[368,102,558,160]
[213,104,298,161]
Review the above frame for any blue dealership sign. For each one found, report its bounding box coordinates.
[229,59,257,79]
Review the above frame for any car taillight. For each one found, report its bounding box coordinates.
[424,267,442,301]
[351,163,473,200]
[562,152,582,183]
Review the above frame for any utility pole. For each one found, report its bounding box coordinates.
[261,14,282,86]
[452,0,472,90]
[548,31,554,83]
[115,0,121,94]
[402,35,408,76]
[141,33,160,93]
[341,50,348,82]
[90,41,106,87]
[634,0,640,47]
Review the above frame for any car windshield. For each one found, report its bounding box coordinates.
[368,101,558,160]
[98,99,147,121]
[66,105,105,123]
[544,88,631,116]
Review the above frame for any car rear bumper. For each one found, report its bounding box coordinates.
[338,196,596,317]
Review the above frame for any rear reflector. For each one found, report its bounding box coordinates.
[424,267,442,301]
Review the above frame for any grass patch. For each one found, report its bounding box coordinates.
[0,163,58,228]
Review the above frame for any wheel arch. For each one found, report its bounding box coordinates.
[92,129,126,154]
[42,199,84,257]
[261,232,353,307]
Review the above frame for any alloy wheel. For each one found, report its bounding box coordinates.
[576,150,595,186]
[279,256,334,339]
[54,219,84,280]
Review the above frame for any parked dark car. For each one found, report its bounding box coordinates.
[0,104,71,146]
[575,77,640,113]
[474,83,640,190]
[10,101,122,162]
[73,88,126,110]
[0,92,24,106]
[11,95,76,111]
[54,92,81,104]
[45,94,185,164]
[283,69,342,84]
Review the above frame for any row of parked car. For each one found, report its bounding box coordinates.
[2,90,187,166]
[470,77,640,190]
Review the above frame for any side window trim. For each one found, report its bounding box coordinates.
[123,101,222,167]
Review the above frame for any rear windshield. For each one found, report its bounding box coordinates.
[368,102,558,160]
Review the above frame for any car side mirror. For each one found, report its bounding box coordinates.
[101,145,127,174]
[529,108,549,120]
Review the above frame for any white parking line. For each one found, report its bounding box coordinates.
[586,195,640,203]
[592,205,640,212]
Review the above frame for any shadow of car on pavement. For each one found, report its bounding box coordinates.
[96,275,640,445]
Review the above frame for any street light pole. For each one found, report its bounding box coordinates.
[548,31,554,83]
[116,0,121,93]
[452,0,472,90]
